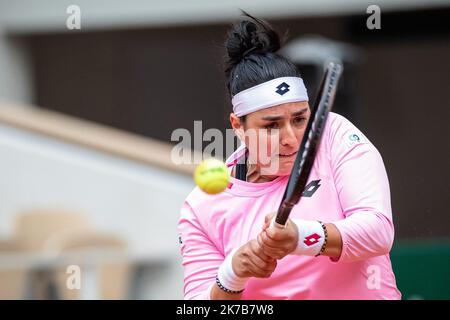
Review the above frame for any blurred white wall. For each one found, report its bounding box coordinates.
[0,122,194,299]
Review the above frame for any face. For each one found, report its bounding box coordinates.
[230,101,310,176]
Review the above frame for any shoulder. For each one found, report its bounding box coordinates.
[325,112,366,140]
[181,185,232,222]
[184,186,212,210]
[178,187,210,234]
[324,112,374,154]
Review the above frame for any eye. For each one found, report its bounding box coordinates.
[264,122,279,130]
[293,117,306,125]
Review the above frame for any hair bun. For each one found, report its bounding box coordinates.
[225,11,282,71]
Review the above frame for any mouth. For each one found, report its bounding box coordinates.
[279,151,298,158]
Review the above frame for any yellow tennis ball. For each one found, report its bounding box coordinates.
[194,158,230,194]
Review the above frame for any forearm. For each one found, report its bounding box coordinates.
[210,283,242,300]
[289,219,342,258]
[322,223,343,258]
[332,211,394,262]
[209,249,250,300]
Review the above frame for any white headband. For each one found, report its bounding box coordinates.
[231,77,309,117]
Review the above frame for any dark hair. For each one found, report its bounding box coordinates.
[224,11,301,122]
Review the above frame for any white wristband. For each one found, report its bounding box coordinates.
[217,248,249,292]
[291,219,326,256]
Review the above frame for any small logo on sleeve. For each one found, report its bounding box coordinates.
[349,134,360,142]
[345,132,367,148]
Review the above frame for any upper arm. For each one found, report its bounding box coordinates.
[178,201,224,299]
[328,118,393,221]
[327,116,395,261]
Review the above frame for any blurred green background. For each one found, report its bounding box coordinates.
[391,240,450,299]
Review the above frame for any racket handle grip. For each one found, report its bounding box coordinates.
[269,216,286,229]
[275,202,293,226]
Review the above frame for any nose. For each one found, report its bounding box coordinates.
[280,123,298,147]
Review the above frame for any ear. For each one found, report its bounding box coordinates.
[230,113,245,141]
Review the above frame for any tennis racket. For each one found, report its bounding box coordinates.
[274,61,343,227]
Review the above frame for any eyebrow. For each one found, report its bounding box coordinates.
[261,108,308,121]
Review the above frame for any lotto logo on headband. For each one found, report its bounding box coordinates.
[275,82,290,95]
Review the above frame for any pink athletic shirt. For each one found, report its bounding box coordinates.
[178,112,401,300]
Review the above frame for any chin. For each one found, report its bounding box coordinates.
[267,166,293,177]
[259,158,295,176]
[278,161,295,175]
[277,169,292,176]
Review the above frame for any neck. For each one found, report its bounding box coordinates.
[246,162,277,183]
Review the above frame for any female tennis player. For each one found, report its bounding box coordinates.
[177,12,401,300]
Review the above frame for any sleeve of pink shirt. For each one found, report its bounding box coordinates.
[177,201,223,299]
[327,115,395,263]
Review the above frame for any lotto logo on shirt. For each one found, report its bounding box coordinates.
[302,179,321,197]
